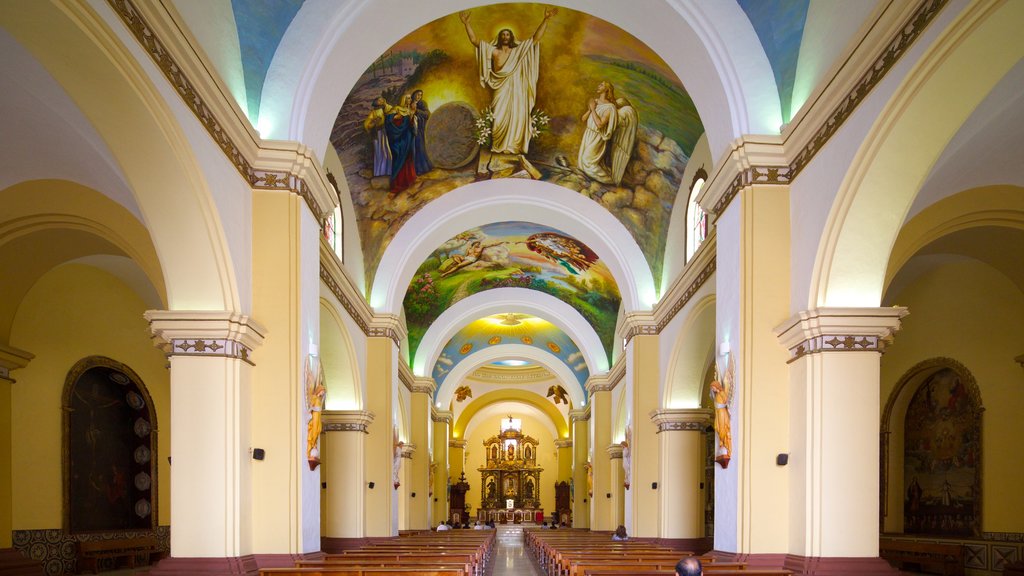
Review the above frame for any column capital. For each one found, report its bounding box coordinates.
[649,408,713,432]
[401,443,417,459]
[144,310,267,365]
[586,361,624,393]
[431,407,453,424]
[367,314,405,348]
[606,444,624,459]
[554,439,573,449]
[569,406,591,423]
[322,409,375,433]
[621,311,658,346]
[449,439,467,449]
[0,343,34,383]
[411,376,437,396]
[774,306,909,363]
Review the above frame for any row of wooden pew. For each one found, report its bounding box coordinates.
[525,529,794,576]
[258,530,494,576]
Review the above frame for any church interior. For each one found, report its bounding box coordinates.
[0,0,1022,575]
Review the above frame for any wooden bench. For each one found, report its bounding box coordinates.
[76,536,162,574]
[879,539,963,576]
[260,570,465,576]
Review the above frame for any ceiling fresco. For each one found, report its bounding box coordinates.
[330,3,703,291]
[403,221,620,362]
[737,0,809,122]
[432,314,589,392]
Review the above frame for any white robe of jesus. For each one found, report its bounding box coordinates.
[577,100,618,184]
[477,37,540,154]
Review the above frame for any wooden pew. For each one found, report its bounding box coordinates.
[77,537,163,574]
[260,569,465,576]
[879,539,963,576]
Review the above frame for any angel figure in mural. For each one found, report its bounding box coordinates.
[621,426,631,489]
[305,355,327,471]
[393,427,405,489]
[526,232,599,275]
[710,355,735,469]
[577,81,638,185]
[546,384,569,405]
[455,385,473,402]
[459,6,557,155]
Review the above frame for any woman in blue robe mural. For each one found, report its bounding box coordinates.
[385,95,417,195]
[411,90,433,175]
[363,96,393,178]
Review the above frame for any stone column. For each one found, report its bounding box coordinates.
[363,333,400,538]
[398,443,415,530]
[144,311,264,564]
[622,323,660,538]
[431,408,452,525]
[322,410,373,545]
[587,372,616,530]
[607,444,625,529]
[408,378,435,530]
[651,409,712,544]
[775,307,907,574]
[569,407,590,528]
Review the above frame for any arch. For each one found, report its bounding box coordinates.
[462,401,558,446]
[62,356,159,532]
[371,180,653,314]
[319,298,361,410]
[435,344,585,409]
[0,180,166,343]
[811,0,1024,308]
[452,389,568,440]
[261,1,777,161]
[0,2,240,311]
[663,295,716,409]
[414,288,607,377]
[880,357,983,534]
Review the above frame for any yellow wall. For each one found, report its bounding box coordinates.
[0,379,11,546]
[881,259,1024,533]
[9,263,171,528]
[463,413,557,519]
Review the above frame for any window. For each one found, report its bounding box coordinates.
[686,173,708,262]
[324,171,344,261]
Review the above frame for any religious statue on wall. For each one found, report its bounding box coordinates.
[621,425,631,489]
[711,355,735,469]
[393,426,405,489]
[304,355,327,471]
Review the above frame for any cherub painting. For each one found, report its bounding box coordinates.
[711,355,735,468]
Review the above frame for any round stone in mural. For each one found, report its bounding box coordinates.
[126,391,145,410]
[134,445,151,464]
[134,417,151,437]
[135,471,151,491]
[424,102,480,170]
[135,499,152,518]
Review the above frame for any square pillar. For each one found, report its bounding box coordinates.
[364,336,398,537]
[408,379,435,530]
[570,408,590,528]
[651,409,712,541]
[588,383,613,530]
[607,444,625,529]
[322,410,373,541]
[431,408,452,525]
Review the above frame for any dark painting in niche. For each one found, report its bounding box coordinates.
[903,367,981,536]
[65,359,156,533]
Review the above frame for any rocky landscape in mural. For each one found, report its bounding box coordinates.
[330,4,702,291]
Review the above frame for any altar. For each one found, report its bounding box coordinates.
[477,417,544,523]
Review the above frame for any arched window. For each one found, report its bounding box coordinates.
[63,357,158,532]
[325,170,345,262]
[686,170,708,262]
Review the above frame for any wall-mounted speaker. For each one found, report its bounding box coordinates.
[252,448,265,461]
[411,492,416,498]
[651,482,658,489]
[321,482,327,489]
[606,493,611,499]
[368,482,375,489]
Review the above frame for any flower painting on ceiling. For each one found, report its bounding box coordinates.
[330,3,703,291]
[404,222,619,362]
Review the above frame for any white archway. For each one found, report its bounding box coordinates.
[435,344,585,409]
[370,179,653,314]
[414,288,607,378]
[663,295,716,409]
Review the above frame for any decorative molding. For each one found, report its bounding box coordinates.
[554,439,573,449]
[398,362,414,393]
[449,439,467,449]
[0,343,34,383]
[586,360,624,394]
[411,376,437,395]
[106,0,336,227]
[431,408,453,425]
[650,408,713,433]
[322,410,374,433]
[469,365,553,383]
[606,444,623,459]
[401,443,416,458]
[774,307,909,364]
[621,312,658,346]
[654,236,717,332]
[143,311,266,366]
[568,406,591,424]
[320,243,406,348]
[701,0,949,218]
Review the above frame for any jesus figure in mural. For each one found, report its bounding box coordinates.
[460,7,557,155]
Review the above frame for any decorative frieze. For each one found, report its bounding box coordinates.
[568,407,591,424]
[554,439,573,449]
[656,252,716,332]
[398,362,414,392]
[411,377,437,395]
[449,439,467,449]
[143,311,266,366]
[401,443,417,459]
[470,365,552,382]
[606,444,624,459]
[774,307,909,363]
[649,408,712,433]
[320,256,404,348]
[322,410,374,433]
[170,338,253,364]
[621,312,658,346]
[586,361,624,394]
[431,408,453,425]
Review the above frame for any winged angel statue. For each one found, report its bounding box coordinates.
[711,355,735,468]
[546,384,569,405]
[576,81,638,186]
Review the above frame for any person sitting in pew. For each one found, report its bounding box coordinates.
[612,525,628,541]
[676,556,703,575]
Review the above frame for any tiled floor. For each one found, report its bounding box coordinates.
[487,524,545,576]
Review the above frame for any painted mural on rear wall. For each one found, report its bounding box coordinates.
[432,314,590,390]
[331,4,702,291]
[404,222,620,363]
[903,368,981,536]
